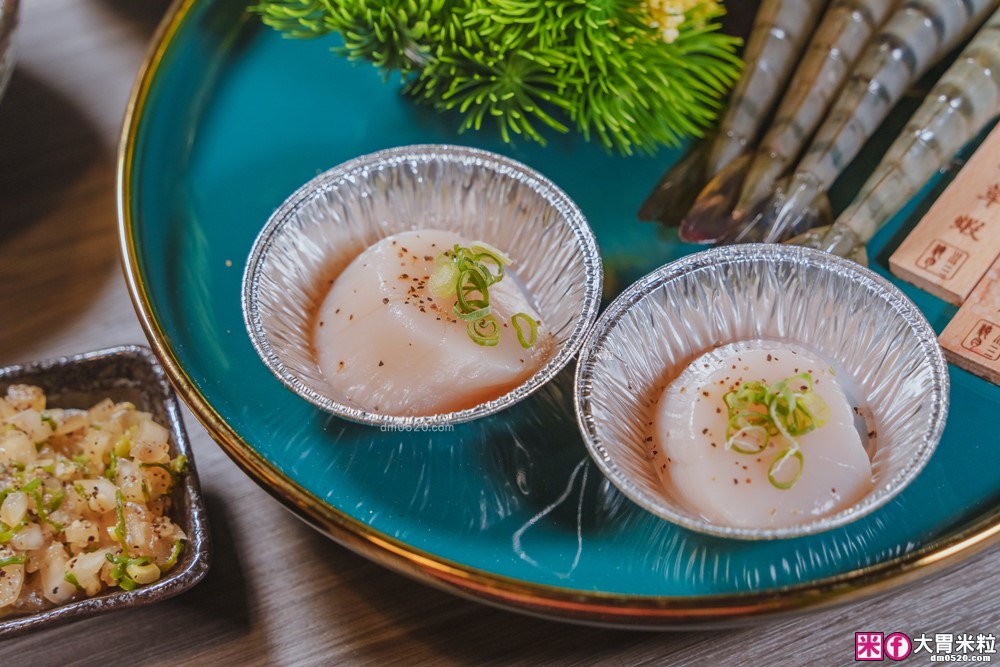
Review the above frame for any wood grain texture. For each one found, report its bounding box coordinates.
[1,1,999,665]
[889,124,1000,306]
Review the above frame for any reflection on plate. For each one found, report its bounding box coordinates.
[0,346,210,638]
[118,0,1000,627]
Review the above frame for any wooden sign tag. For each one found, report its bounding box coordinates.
[941,254,1000,385]
[889,124,1000,305]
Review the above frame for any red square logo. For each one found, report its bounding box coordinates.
[856,632,884,661]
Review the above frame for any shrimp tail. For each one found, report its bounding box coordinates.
[787,222,867,264]
[637,142,709,226]
[732,151,791,224]
[719,173,832,244]
[678,153,753,243]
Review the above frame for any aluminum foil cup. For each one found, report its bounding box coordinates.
[574,245,949,540]
[244,145,602,427]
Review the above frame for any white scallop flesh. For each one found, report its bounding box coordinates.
[314,230,550,416]
[653,340,873,529]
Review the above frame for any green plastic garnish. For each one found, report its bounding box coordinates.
[250,0,742,155]
[723,372,829,490]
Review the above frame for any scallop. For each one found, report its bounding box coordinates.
[314,230,550,416]
[653,340,873,529]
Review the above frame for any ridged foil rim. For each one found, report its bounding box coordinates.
[243,144,603,427]
[574,244,949,540]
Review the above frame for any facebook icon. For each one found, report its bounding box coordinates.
[885,633,913,661]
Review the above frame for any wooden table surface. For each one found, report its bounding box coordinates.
[2,1,999,665]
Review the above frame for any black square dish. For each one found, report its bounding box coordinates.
[0,345,210,637]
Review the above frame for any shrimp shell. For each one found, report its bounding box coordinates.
[803,7,1000,256]
[734,0,900,220]
[707,0,830,176]
[730,0,999,244]
[798,0,998,192]
[638,0,828,224]
[681,0,896,242]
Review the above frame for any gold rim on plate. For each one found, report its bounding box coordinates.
[115,0,1000,628]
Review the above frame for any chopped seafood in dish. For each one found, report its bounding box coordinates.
[714,0,998,245]
[638,0,828,225]
[314,230,551,416]
[0,385,187,618]
[653,340,873,529]
[679,0,900,242]
[793,7,1000,260]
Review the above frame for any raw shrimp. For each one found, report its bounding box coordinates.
[679,0,900,243]
[794,8,1000,259]
[721,0,999,245]
[637,0,828,225]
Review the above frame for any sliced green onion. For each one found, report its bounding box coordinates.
[0,555,26,568]
[105,455,118,482]
[170,455,188,476]
[428,255,460,298]
[31,487,63,531]
[113,436,131,458]
[453,304,492,322]
[768,448,804,489]
[468,315,501,346]
[20,477,42,494]
[106,552,151,591]
[469,241,513,266]
[40,412,57,432]
[724,425,769,455]
[797,391,830,430]
[141,455,189,482]
[511,312,538,349]
[164,540,184,569]
[113,490,128,551]
[64,572,84,592]
[0,522,26,544]
[431,240,543,349]
[721,371,829,490]
[126,561,161,585]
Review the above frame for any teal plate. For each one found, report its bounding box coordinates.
[119,0,1000,627]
